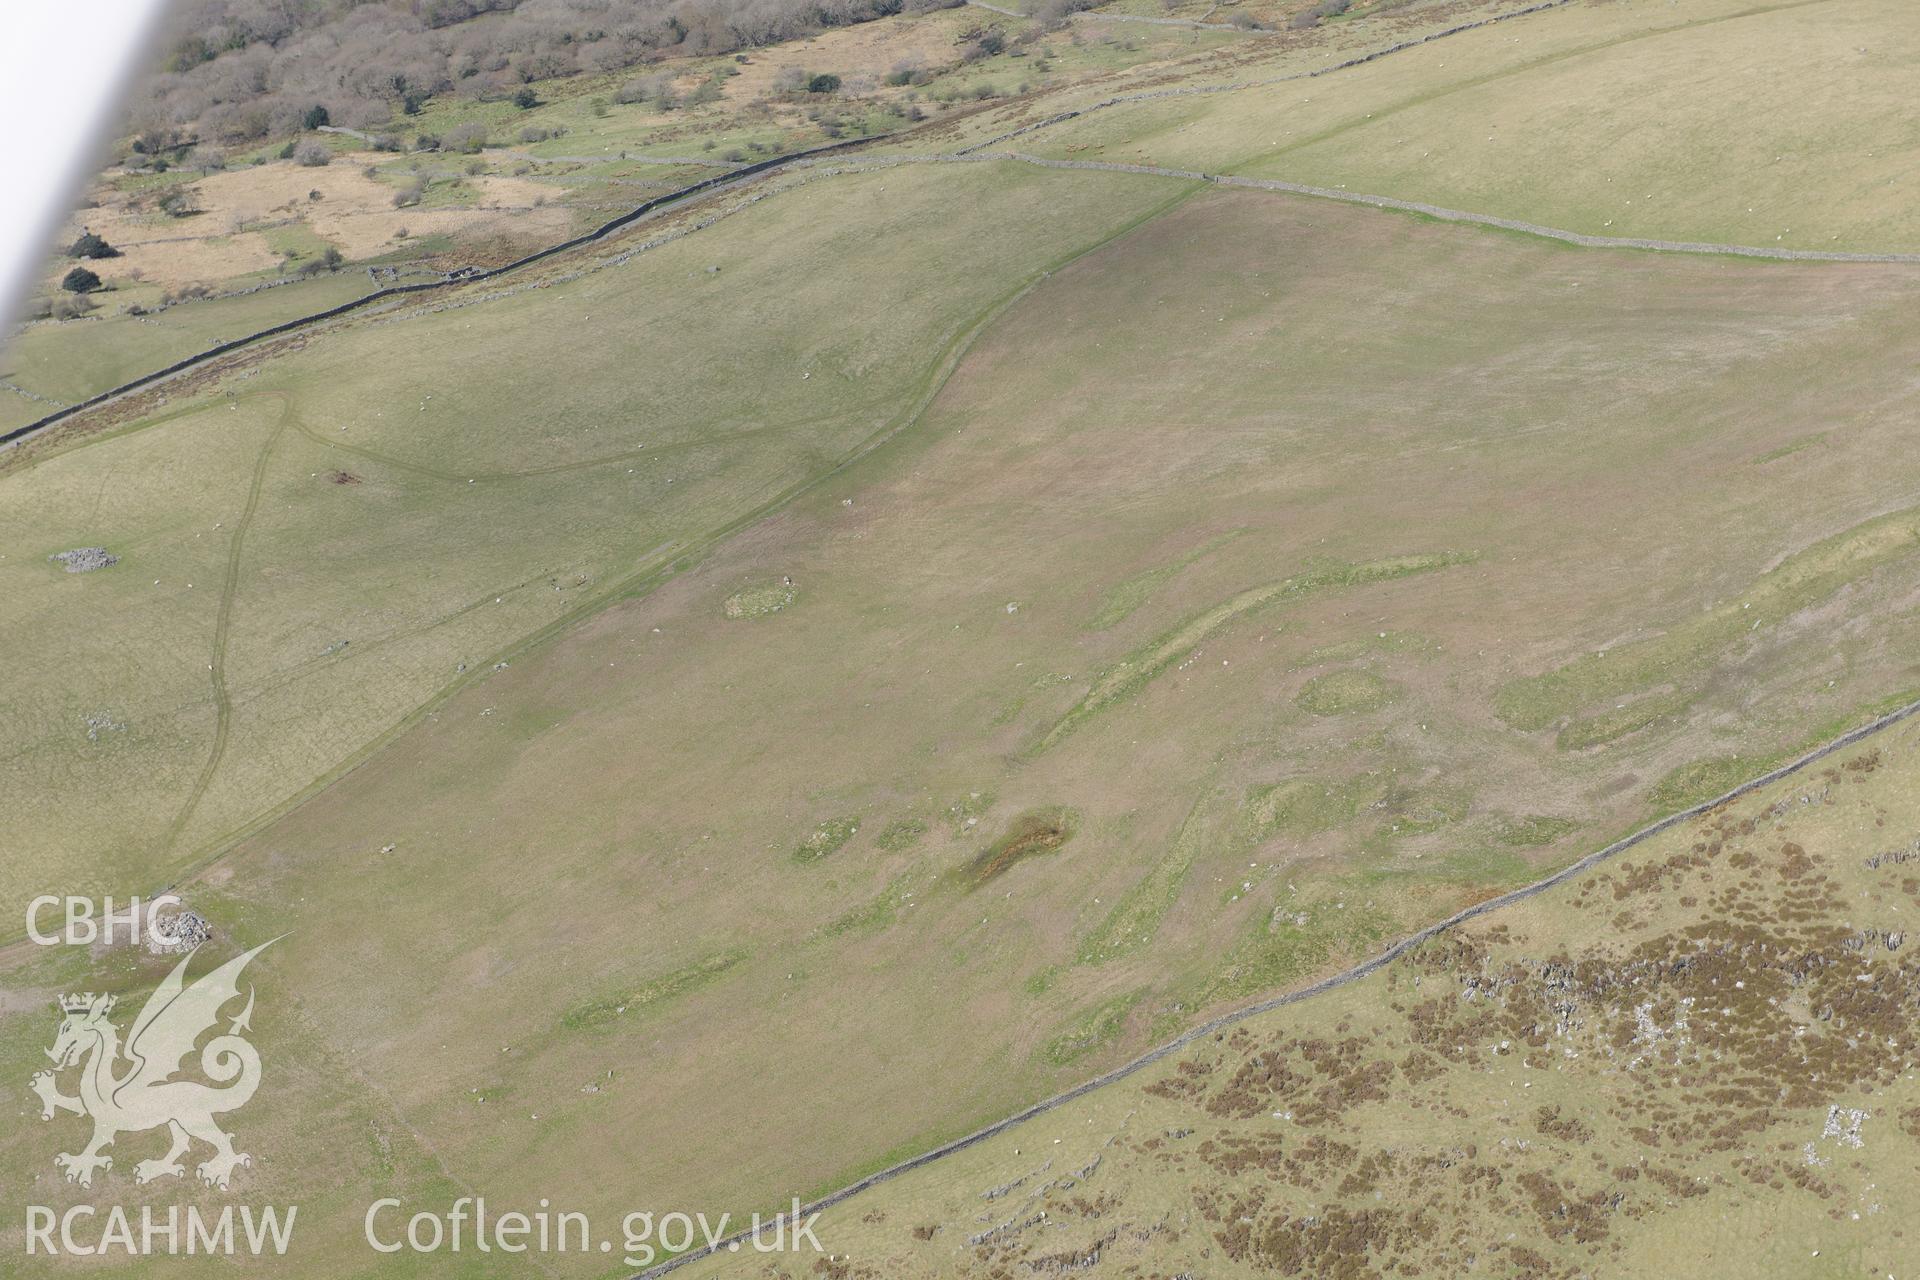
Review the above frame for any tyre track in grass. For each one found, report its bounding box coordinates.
[158,400,287,859]
[636,688,1920,1278]
[283,398,892,485]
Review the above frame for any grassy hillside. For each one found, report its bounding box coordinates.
[933,0,1920,253]
[4,1,1920,1276]
[0,158,1187,916]
[7,0,1235,413]
[1,273,380,411]
[164,176,1920,1233]
[9,173,1920,1269]
[703,706,1920,1279]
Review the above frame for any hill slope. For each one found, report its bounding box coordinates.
[5,1,1920,1276]
[691,707,1920,1279]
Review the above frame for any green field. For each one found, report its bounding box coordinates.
[935,0,1920,252]
[4,1,1919,1276]
[1,158,1189,915]
[2,273,379,414]
[3,0,1247,435]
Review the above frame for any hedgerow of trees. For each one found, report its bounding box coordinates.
[127,0,965,150]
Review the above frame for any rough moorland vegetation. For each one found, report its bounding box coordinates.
[715,723,1920,1279]
[134,0,965,145]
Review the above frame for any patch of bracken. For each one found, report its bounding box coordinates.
[883,753,1920,1278]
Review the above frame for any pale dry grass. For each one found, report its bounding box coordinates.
[708,9,974,104]
[55,151,572,290]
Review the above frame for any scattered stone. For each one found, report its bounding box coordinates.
[83,713,126,741]
[725,581,797,619]
[50,547,118,573]
[148,908,212,955]
[1822,1104,1868,1149]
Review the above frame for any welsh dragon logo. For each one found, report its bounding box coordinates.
[30,940,275,1190]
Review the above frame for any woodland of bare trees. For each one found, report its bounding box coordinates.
[129,0,961,148]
